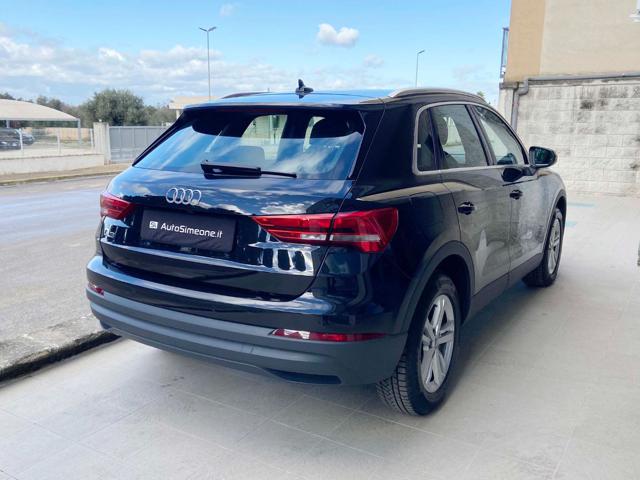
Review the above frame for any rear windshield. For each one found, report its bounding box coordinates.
[135,109,365,180]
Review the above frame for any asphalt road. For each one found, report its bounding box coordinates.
[0,177,111,342]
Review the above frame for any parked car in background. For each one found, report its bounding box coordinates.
[0,128,20,150]
[21,130,35,145]
[86,85,566,415]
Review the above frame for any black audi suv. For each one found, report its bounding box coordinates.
[87,86,566,415]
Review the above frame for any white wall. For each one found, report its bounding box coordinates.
[511,78,640,196]
[0,153,105,175]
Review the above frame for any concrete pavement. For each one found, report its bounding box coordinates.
[0,193,639,479]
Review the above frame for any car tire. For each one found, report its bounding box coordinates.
[377,273,461,415]
[523,207,564,288]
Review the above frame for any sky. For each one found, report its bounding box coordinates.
[0,0,511,106]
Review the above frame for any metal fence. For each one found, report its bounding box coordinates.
[0,127,94,159]
[109,126,167,163]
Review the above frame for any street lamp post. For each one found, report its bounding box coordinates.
[199,26,217,100]
[415,49,425,87]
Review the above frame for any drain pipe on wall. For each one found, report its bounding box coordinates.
[510,78,529,131]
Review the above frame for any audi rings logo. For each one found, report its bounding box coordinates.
[165,187,202,206]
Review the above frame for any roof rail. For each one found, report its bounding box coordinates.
[387,88,484,101]
[220,91,267,99]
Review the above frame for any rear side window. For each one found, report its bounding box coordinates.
[415,108,437,172]
[473,107,525,165]
[431,105,488,169]
[135,109,364,180]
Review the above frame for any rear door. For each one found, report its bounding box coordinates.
[471,106,548,278]
[432,104,511,295]
[100,107,370,300]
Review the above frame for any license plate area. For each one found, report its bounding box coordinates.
[140,209,236,253]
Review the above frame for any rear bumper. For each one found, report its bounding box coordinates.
[86,261,407,385]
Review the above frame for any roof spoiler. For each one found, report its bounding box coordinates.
[220,91,267,99]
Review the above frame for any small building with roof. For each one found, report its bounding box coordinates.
[0,99,80,129]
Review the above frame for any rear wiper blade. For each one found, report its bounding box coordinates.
[200,162,297,178]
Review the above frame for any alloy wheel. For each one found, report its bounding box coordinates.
[420,294,455,393]
[547,218,561,274]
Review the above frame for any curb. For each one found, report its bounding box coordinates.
[0,166,128,186]
[0,329,119,384]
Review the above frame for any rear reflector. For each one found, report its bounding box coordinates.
[100,191,134,220]
[271,329,385,342]
[252,207,399,253]
[88,283,104,295]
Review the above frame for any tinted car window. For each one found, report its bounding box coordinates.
[415,108,436,172]
[240,114,286,161]
[474,107,525,166]
[135,109,364,180]
[431,105,488,169]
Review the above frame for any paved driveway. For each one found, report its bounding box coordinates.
[1,194,639,480]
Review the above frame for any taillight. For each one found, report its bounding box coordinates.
[100,191,134,220]
[252,207,399,253]
[271,329,385,342]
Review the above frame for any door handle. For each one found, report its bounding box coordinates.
[510,189,523,199]
[457,202,476,215]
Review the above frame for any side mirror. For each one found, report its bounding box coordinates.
[529,146,557,168]
[496,153,517,166]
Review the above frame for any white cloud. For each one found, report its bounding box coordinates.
[316,23,359,48]
[219,3,237,17]
[98,47,125,62]
[451,64,497,104]
[0,27,403,104]
[363,54,383,68]
[451,64,485,83]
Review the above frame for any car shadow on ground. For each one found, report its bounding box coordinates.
[444,281,547,402]
[158,278,550,412]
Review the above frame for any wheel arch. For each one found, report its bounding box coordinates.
[548,189,567,234]
[396,241,474,333]
[556,193,567,224]
[436,254,472,323]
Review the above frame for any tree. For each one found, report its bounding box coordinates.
[36,95,80,119]
[80,89,148,126]
[476,91,486,100]
[36,95,64,111]
[145,105,176,126]
[2,89,176,127]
